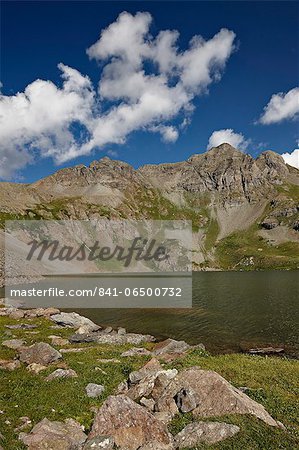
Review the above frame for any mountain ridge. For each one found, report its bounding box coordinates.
[0,143,298,272]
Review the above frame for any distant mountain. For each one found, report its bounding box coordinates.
[1,143,298,273]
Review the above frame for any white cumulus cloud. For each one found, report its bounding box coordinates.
[281,149,299,169]
[207,129,250,151]
[0,11,236,179]
[259,87,299,124]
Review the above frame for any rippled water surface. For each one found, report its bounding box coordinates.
[2,271,298,353]
[76,271,299,353]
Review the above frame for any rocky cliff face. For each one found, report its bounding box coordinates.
[0,143,298,272]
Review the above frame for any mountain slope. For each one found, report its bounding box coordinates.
[0,143,298,272]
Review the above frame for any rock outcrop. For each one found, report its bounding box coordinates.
[88,395,174,450]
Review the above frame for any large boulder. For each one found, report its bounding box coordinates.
[18,343,62,366]
[20,418,87,449]
[50,312,100,332]
[156,367,279,427]
[88,395,174,450]
[174,421,240,448]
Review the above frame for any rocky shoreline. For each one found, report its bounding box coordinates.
[0,303,293,449]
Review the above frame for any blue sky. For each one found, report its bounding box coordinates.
[1,1,298,182]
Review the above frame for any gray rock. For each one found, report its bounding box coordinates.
[20,417,87,449]
[140,397,155,411]
[5,324,37,330]
[96,333,155,346]
[247,347,284,355]
[2,339,26,350]
[83,436,114,449]
[51,312,100,332]
[88,395,174,450]
[18,342,62,366]
[121,347,152,357]
[123,359,177,401]
[9,309,25,319]
[128,358,163,384]
[175,387,198,413]
[152,338,191,356]
[102,326,113,334]
[156,367,279,427]
[45,369,78,381]
[117,327,126,335]
[48,335,69,346]
[86,383,105,398]
[174,421,240,447]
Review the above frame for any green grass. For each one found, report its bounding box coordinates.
[0,314,298,449]
[204,218,220,251]
[215,223,299,270]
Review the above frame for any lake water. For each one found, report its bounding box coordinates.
[2,271,298,354]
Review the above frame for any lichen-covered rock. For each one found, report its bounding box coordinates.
[18,343,62,366]
[121,347,152,357]
[2,339,26,350]
[152,338,191,356]
[156,367,279,427]
[83,436,114,449]
[89,395,173,450]
[174,421,240,447]
[50,312,100,332]
[20,418,87,449]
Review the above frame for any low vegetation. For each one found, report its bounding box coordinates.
[0,314,298,449]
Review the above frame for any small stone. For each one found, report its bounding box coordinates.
[153,412,173,424]
[103,326,113,334]
[117,327,126,335]
[0,359,21,371]
[45,369,78,381]
[175,387,198,413]
[140,397,155,411]
[121,347,152,357]
[42,307,61,316]
[14,416,32,432]
[9,310,25,319]
[26,363,47,374]
[2,339,26,350]
[86,383,105,398]
[48,335,69,346]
